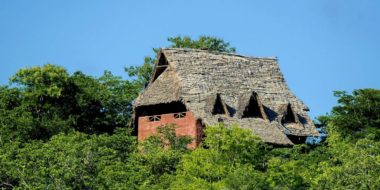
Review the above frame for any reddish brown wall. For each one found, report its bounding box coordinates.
[138,111,201,149]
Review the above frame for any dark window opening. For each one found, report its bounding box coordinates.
[136,101,187,117]
[287,135,307,144]
[134,101,188,133]
[242,95,265,119]
[212,94,227,115]
[148,115,161,122]
[281,104,297,125]
[174,112,186,119]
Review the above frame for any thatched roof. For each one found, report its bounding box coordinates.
[134,70,181,106]
[133,48,319,145]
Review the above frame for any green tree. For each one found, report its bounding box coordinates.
[0,129,136,189]
[1,65,73,142]
[330,89,380,139]
[0,86,34,144]
[127,124,191,189]
[171,124,269,189]
[167,36,236,53]
[265,89,380,189]
[266,145,323,189]
[311,136,380,189]
[309,89,380,189]
[68,70,138,134]
[0,65,139,143]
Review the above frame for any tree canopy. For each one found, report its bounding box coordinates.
[0,65,138,144]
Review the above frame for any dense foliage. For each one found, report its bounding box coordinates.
[0,65,138,144]
[0,36,379,189]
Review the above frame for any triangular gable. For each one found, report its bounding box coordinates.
[237,92,268,120]
[150,51,169,83]
[278,103,299,125]
[205,93,229,116]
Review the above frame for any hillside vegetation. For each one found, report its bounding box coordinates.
[1,36,379,189]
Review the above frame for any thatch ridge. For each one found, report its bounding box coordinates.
[162,48,278,60]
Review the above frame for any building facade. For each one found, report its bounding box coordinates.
[131,48,319,147]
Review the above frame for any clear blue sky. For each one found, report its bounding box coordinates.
[1,0,379,118]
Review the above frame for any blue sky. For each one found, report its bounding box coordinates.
[1,0,379,118]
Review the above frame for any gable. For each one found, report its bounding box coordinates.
[211,94,229,115]
[150,53,169,83]
[237,92,268,120]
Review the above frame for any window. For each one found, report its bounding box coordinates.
[242,94,265,119]
[148,115,161,122]
[238,92,267,119]
[174,112,186,119]
[281,104,297,125]
[212,94,227,115]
